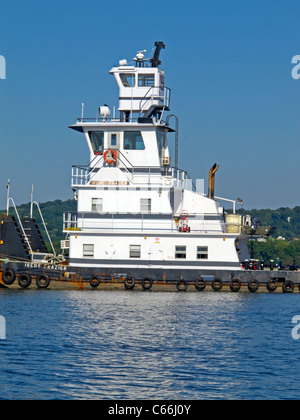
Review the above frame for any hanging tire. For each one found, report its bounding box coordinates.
[124,276,135,290]
[195,277,206,291]
[142,278,153,290]
[36,274,50,289]
[211,279,223,291]
[248,279,259,293]
[230,279,241,293]
[90,276,101,289]
[267,279,278,292]
[2,269,16,285]
[282,281,294,294]
[177,279,188,292]
[18,273,32,289]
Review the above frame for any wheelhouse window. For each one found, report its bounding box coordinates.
[138,74,155,87]
[89,131,104,155]
[83,244,94,258]
[130,245,141,258]
[120,73,135,87]
[91,198,103,212]
[124,131,145,150]
[197,246,208,260]
[175,246,186,259]
[140,198,151,213]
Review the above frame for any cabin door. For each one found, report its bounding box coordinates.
[148,242,164,268]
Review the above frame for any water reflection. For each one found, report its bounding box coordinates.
[0,291,300,399]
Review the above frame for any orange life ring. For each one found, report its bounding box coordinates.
[103,149,118,165]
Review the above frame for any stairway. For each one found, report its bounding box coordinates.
[21,218,48,253]
[0,214,31,260]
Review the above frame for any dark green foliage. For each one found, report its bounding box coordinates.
[237,207,300,240]
[250,239,300,267]
[235,207,300,266]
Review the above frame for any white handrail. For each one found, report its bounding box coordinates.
[214,196,242,214]
[7,197,33,260]
[32,201,56,256]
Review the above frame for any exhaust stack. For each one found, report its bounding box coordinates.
[208,163,219,200]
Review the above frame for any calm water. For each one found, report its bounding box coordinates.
[0,289,300,400]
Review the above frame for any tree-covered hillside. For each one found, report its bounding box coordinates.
[251,238,300,267]
[237,207,300,240]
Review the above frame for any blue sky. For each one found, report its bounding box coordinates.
[0,0,299,210]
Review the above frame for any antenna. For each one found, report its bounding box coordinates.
[135,50,146,60]
[133,50,147,67]
[6,179,10,216]
[30,184,34,218]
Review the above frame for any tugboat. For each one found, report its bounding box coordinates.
[0,42,299,293]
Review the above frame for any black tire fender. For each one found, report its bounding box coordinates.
[18,273,32,289]
[230,279,242,292]
[267,279,278,292]
[177,279,188,292]
[142,278,153,290]
[212,279,223,291]
[248,279,259,293]
[90,276,101,288]
[36,274,50,289]
[2,269,16,285]
[282,281,294,294]
[195,277,206,291]
[124,276,135,290]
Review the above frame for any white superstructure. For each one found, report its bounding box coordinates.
[64,42,255,280]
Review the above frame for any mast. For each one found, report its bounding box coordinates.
[6,179,10,216]
[150,41,165,67]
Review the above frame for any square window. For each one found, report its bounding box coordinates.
[140,198,151,213]
[92,198,103,212]
[130,245,141,258]
[124,131,145,150]
[197,246,208,259]
[83,244,94,258]
[175,246,186,259]
[138,74,155,87]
